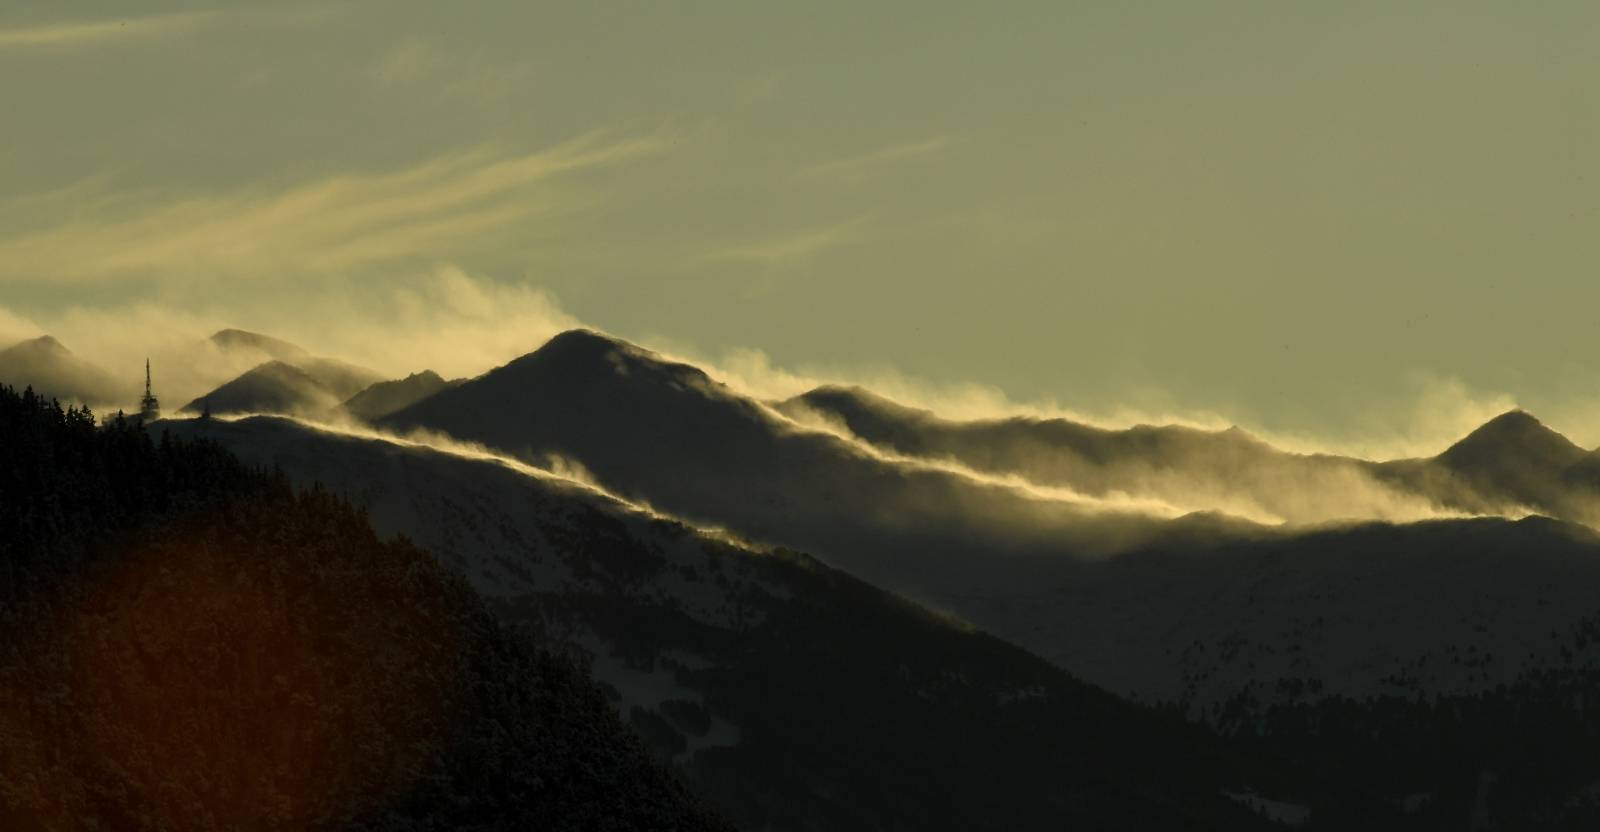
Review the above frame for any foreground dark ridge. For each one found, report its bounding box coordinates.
[0,385,729,831]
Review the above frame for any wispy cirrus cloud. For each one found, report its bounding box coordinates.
[694,218,871,297]
[701,218,868,266]
[370,37,446,83]
[0,7,335,51]
[0,129,670,283]
[0,11,218,49]
[368,37,535,100]
[797,136,960,182]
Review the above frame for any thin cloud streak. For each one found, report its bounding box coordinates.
[700,219,868,266]
[0,7,337,50]
[0,12,219,49]
[0,130,670,283]
[368,37,535,99]
[797,136,959,182]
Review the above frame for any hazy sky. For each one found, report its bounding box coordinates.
[2,1,1598,454]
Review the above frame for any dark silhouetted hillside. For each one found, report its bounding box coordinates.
[341,370,457,422]
[0,384,730,832]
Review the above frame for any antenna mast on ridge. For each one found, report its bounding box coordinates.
[139,358,161,422]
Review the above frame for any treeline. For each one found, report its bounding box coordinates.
[0,388,255,586]
[0,386,729,831]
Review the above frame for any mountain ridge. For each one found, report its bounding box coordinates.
[368,330,1600,718]
[1437,408,1586,471]
[0,335,130,405]
[208,328,311,363]
[181,360,340,416]
[163,412,1394,830]
[788,383,1600,528]
[341,369,456,422]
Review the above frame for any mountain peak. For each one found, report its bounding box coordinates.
[1482,408,1542,431]
[180,360,333,415]
[511,329,699,385]
[7,334,68,355]
[1214,424,1271,447]
[534,328,636,359]
[803,384,897,406]
[786,385,936,425]
[209,329,309,361]
[1459,409,1557,445]
[1441,408,1583,469]
[0,335,128,403]
[247,359,307,375]
[379,327,743,440]
[340,369,455,422]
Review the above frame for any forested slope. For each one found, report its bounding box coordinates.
[0,386,728,832]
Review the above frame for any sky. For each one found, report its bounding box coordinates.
[1,1,1598,456]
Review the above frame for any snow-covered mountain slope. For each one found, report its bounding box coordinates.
[157,415,1396,831]
[377,330,1210,575]
[1022,517,1600,708]
[368,330,1600,717]
[767,389,1600,707]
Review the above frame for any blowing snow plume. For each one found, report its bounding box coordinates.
[0,269,573,415]
[777,384,1600,530]
[376,329,1208,581]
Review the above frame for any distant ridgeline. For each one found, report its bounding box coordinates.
[0,385,728,831]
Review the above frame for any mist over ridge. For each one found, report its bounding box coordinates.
[148,350,1600,733]
[8,266,1600,462]
[8,304,1596,532]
